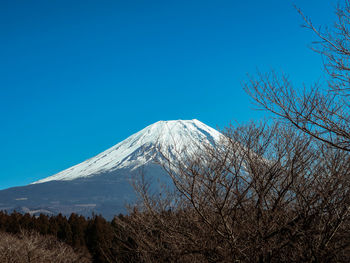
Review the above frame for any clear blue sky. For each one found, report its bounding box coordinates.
[0,0,336,189]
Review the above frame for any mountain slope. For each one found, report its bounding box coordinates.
[0,119,223,219]
[34,119,222,184]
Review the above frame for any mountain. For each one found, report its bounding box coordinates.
[0,119,223,219]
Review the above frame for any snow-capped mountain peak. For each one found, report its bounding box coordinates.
[33,119,223,184]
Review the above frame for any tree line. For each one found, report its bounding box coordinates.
[0,211,154,262]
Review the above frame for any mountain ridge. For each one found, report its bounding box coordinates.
[0,119,223,219]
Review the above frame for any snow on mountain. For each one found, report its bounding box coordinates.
[33,119,223,184]
[0,119,224,219]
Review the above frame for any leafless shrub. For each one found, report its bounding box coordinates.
[0,230,91,263]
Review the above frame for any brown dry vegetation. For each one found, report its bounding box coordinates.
[0,230,91,263]
[116,122,350,262]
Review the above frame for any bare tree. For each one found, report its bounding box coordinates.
[245,1,350,152]
[118,123,350,262]
[114,3,350,261]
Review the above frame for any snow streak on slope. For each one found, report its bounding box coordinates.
[33,119,223,184]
